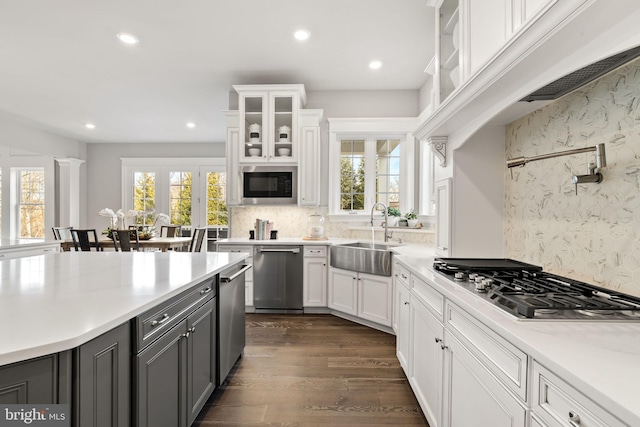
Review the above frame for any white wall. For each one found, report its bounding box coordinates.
[451,125,505,257]
[0,115,86,237]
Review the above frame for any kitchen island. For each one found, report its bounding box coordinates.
[0,250,248,427]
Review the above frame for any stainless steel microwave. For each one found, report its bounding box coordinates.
[240,166,297,205]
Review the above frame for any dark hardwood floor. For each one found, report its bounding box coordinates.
[193,314,429,427]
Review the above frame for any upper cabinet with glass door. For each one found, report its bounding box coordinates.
[234,84,306,164]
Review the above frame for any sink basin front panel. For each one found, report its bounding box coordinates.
[330,245,393,276]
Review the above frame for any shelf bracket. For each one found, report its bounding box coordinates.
[428,136,448,167]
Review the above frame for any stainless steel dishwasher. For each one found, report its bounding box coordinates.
[253,245,303,313]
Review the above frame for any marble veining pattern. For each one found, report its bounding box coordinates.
[505,57,640,297]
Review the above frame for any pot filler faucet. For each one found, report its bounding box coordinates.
[506,143,606,195]
[371,202,390,242]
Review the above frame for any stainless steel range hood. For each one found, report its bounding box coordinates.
[520,45,640,102]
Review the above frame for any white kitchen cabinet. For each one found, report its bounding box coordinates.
[532,361,626,427]
[435,0,461,103]
[357,272,393,327]
[328,267,358,316]
[303,246,327,307]
[442,330,526,427]
[298,123,321,206]
[234,85,305,164]
[224,112,240,206]
[395,278,411,373]
[435,178,451,257]
[216,244,253,308]
[329,267,393,327]
[411,295,444,427]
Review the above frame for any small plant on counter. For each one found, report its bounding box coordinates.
[405,209,420,228]
[405,209,418,220]
[387,207,401,217]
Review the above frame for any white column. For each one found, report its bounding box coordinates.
[56,158,84,227]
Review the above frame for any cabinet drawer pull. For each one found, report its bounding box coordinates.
[435,337,442,344]
[151,313,170,326]
[404,301,410,305]
[200,286,212,295]
[569,411,581,425]
[401,273,408,279]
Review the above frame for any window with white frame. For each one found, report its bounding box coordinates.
[169,171,192,226]
[133,172,155,225]
[329,118,418,218]
[206,172,227,226]
[122,158,226,230]
[18,169,45,238]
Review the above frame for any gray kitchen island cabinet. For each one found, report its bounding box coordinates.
[135,296,217,427]
[75,322,131,427]
[0,352,71,404]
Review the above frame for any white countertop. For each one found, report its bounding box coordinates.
[0,238,60,250]
[0,251,248,366]
[396,253,640,426]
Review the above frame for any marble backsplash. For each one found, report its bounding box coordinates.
[229,206,434,245]
[505,57,640,297]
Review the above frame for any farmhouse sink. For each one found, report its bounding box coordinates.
[330,242,397,277]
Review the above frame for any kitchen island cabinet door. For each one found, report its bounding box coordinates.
[442,331,526,427]
[303,251,327,307]
[76,322,130,427]
[186,298,217,426]
[136,321,188,427]
[0,354,60,404]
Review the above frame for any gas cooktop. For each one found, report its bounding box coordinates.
[433,258,640,321]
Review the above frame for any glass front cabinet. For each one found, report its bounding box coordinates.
[234,84,305,164]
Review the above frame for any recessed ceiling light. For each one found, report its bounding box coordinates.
[85,123,95,129]
[116,32,139,45]
[294,29,310,41]
[186,122,196,128]
[369,60,383,70]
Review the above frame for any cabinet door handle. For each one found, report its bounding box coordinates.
[182,331,190,339]
[401,273,408,279]
[404,301,410,305]
[151,313,170,327]
[568,411,581,425]
[189,326,196,334]
[435,337,442,344]
[440,343,448,350]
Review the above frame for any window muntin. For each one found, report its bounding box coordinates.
[340,140,366,211]
[19,169,45,238]
[375,139,401,209]
[169,171,192,226]
[206,172,228,226]
[133,172,155,225]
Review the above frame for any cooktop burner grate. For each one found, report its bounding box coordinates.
[433,259,640,320]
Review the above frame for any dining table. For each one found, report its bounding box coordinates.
[60,236,193,252]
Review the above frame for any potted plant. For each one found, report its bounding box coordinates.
[386,207,401,227]
[405,209,419,228]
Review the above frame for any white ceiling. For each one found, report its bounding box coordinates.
[0,0,434,144]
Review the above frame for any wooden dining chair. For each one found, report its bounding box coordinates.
[111,229,140,252]
[52,226,73,240]
[70,229,101,251]
[189,227,207,252]
[160,225,182,238]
